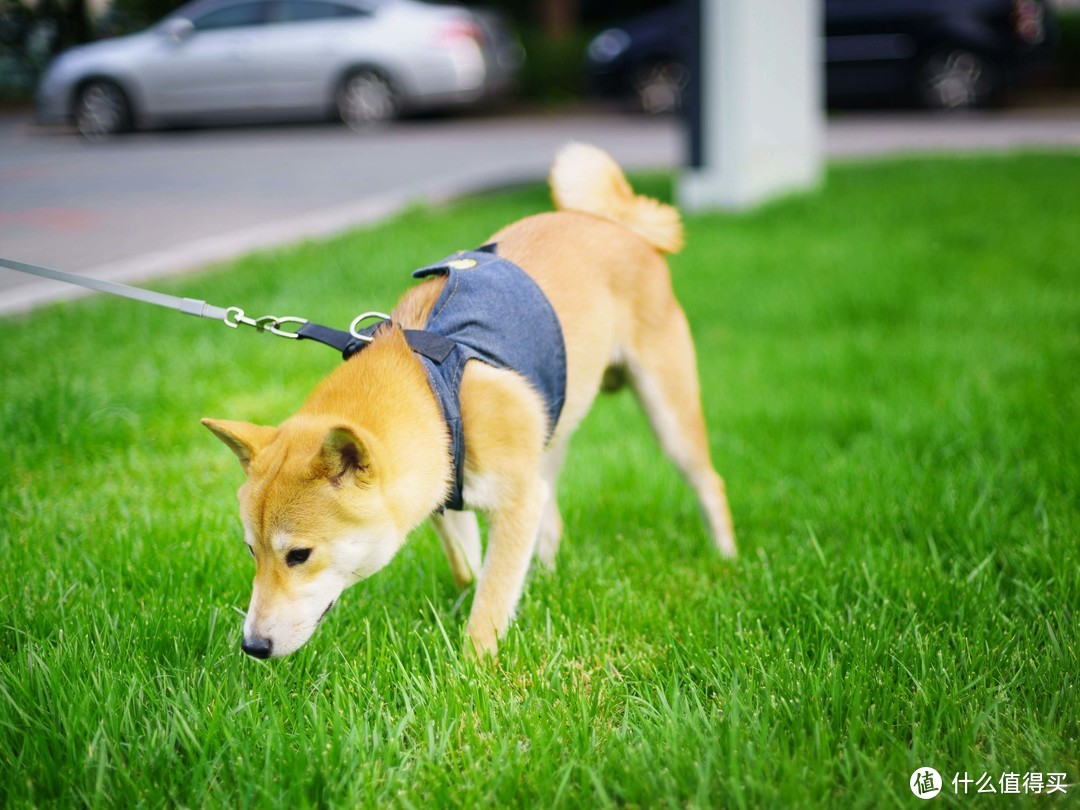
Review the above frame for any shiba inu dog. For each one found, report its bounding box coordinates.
[203,143,736,660]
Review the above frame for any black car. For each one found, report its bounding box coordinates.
[586,0,1057,112]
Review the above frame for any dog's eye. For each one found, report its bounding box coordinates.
[246,544,255,558]
[285,548,312,567]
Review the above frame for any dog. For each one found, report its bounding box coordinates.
[203,143,736,659]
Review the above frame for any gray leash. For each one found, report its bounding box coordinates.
[0,256,457,363]
[0,257,390,339]
[1,255,231,320]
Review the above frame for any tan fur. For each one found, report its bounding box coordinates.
[204,144,735,659]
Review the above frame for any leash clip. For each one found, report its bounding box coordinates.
[224,306,258,329]
[224,307,309,340]
[267,316,308,339]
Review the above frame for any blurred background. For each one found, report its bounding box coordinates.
[1,0,1077,127]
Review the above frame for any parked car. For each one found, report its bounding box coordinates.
[36,0,523,137]
[586,0,1057,113]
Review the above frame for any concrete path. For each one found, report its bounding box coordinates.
[2,107,1078,315]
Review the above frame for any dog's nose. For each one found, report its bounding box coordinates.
[241,635,273,659]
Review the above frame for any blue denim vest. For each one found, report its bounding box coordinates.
[412,246,567,510]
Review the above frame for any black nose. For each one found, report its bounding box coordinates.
[241,636,273,659]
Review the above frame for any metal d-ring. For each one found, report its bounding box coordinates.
[349,311,392,342]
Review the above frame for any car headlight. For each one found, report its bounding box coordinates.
[588,28,631,64]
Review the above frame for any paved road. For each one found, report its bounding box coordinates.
[2,106,1078,315]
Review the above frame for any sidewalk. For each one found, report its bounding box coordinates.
[826,106,1080,158]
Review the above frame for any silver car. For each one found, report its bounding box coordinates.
[36,0,522,137]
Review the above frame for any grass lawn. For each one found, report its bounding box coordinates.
[1,154,1078,808]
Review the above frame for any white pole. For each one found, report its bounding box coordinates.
[680,0,825,211]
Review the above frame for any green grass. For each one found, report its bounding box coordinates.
[1,154,1078,808]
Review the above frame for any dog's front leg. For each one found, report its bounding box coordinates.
[457,363,549,656]
[466,476,546,655]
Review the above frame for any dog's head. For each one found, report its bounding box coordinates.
[202,416,402,658]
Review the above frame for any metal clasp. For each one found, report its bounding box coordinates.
[224,307,308,340]
[224,306,257,329]
[349,311,392,342]
[267,316,308,339]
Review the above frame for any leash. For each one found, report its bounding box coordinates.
[0,256,454,362]
[2,256,232,320]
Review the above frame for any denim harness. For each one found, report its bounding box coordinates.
[410,246,567,510]
[310,246,566,509]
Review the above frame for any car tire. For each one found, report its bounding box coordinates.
[75,80,133,140]
[631,60,688,115]
[337,70,398,131]
[917,48,998,109]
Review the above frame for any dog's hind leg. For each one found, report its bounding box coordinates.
[535,439,568,569]
[430,509,483,589]
[624,309,737,558]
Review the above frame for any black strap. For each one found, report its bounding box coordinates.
[296,321,355,353]
[402,329,455,363]
[297,320,455,364]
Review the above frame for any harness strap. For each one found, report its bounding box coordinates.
[296,319,455,364]
[295,321,355,353]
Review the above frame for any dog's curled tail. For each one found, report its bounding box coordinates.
[549,142,684,254]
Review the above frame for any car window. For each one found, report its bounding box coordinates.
[277,0,368,21]
[192,2,269,30]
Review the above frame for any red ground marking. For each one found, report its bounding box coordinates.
[0,207,102,230]
[0,167,49,181]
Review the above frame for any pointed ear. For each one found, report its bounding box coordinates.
[314,425,373,485]
[201,418,276,474]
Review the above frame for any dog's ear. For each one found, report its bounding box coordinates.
[315,425,373,485]
[201,418,276,474]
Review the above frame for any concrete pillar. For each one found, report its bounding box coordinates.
[679,0,825,211]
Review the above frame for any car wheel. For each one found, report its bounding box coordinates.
[337,70,398,131]
[631,60,688,115]
[75,80,133,140]
[918,49,997,109]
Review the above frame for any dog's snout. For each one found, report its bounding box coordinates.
[241,635,273,659]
